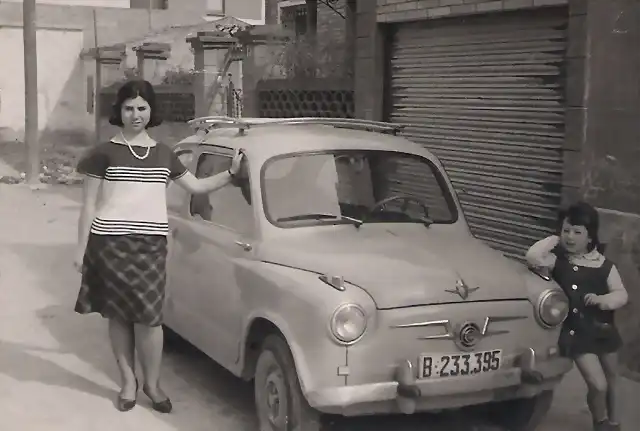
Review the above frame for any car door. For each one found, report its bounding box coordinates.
[168,147,256,369]
[165,145,199,342]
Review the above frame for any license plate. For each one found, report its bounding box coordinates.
[419,349,502,379]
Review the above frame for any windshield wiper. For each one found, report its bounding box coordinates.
[276,213,363,227]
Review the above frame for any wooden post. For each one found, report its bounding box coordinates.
[345,0,356,80]
[23,0,40,185]
[190,40,206,117]
[93,9,102,144]
[305,0,318,40]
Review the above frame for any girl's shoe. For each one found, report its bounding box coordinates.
[142,384,173,414]
[607,421,621,431]
[117,380,139,412]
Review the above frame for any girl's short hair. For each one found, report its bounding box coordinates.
[558,201,604,253]
[108,80,163,128]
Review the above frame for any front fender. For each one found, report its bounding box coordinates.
[237,261,376,395]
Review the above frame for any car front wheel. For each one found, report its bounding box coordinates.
[254,334,321,431]
[485,390,554,431]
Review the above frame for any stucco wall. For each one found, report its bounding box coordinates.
[0,1,207,142]
[1,0,129,7]
[0,28,86,137]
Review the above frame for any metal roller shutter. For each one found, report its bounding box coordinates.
[387,8,568,260]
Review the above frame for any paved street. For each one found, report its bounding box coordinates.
[0,181,638,431]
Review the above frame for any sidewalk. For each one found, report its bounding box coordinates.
[0,183,638,431]
[0,184,257,431]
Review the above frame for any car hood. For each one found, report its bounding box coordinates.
[257,227,529,309]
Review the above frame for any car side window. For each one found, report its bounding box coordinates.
[189,152,255,235]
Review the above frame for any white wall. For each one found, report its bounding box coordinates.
[0,27,86,133]
[1,0,129,7]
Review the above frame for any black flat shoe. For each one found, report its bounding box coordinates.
[142,384,172,414]
[117,380,139,412]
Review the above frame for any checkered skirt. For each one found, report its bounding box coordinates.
[75,233,168,327]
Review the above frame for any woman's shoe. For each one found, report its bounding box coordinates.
[117,380,139,412]
[142,384,173,414]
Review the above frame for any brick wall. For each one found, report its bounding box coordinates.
[377,0,568,22]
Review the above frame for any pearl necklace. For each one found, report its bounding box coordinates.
[121,132,151,160]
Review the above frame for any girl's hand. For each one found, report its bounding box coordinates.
[229,149,245,176]
[584,293,604,307]
[73,250,84,273]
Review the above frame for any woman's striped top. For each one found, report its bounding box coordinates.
[76,133,188,236]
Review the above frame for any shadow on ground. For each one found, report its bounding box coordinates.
[2,215,501,430]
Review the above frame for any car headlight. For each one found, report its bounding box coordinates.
[536,289,569,329]
[330,304,368,344]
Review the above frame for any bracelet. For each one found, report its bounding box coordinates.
[227,169,234,177]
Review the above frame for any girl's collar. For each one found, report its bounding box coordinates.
[110,131,156,147]
[568,248,604,263]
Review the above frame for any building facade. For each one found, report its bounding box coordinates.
[351,0,639,375]
[0,0,264,140]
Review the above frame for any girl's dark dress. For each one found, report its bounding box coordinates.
[552,250,622,358]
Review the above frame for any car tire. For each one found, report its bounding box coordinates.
[254,334,321,431]
[485,390,554,431]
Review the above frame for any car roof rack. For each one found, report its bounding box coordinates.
[187,116,406,135]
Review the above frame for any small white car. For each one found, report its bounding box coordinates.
[164,116,572,431]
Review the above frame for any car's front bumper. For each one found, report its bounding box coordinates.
[305,347,573,416]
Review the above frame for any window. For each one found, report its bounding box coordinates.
[190,153,254,234]
[130,0,168,9]
[262,150,458,227]
[280,3,308,37]
[207,0,225,15]
[167,148,194,210]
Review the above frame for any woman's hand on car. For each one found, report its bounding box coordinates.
[229,149,245,176]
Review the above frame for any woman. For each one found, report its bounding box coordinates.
[526,201,628,431]
[73,80,244,413]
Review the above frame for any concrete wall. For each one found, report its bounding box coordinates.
[572,0,640,376]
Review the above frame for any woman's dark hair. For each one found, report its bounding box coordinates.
[108,80,162,128]
[557,201,604,253]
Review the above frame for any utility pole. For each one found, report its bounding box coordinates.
[148,0,152,31]
[23,0,40,185]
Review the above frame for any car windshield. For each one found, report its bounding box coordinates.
[262,150,458,227]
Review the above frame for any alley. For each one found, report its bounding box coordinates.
[0,183,637,431]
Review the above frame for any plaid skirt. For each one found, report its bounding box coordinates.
[75,233,168,327]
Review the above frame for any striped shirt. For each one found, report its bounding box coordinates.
[76,134,188,236]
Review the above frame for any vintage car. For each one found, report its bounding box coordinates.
[164,116,573,431]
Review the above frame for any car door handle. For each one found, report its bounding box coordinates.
[234,240,252,251]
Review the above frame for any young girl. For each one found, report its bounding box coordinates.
[74,80,244,413]
[526,201,628,431]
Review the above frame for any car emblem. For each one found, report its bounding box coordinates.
[445,278,479,300]
[456,321,482,350]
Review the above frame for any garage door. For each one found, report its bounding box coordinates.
[387,8,568,260]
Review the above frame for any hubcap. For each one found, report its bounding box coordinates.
[264,368,288,428]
